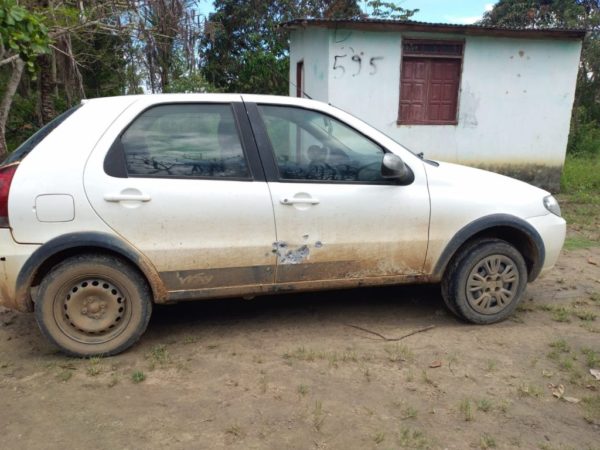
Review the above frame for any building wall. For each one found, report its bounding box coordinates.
[289,29,330,101]
[289,28,582,191]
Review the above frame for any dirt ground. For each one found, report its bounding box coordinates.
[1,245,599,450]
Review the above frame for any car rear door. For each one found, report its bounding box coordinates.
[83,96,277,296]
[243,98,430,284]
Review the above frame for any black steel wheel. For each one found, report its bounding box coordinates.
[35,255,152,357]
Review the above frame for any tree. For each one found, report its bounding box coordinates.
[202,1,321,94]
[122,0,205,93]
[0,0,50,158]
[366,0,418,20]
[201,0,418,95]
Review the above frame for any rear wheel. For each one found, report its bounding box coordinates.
[35,255,152,357]
[441,239,527,324]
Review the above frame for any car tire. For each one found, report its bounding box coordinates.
[441,239,527,324]
[35,254,152,357]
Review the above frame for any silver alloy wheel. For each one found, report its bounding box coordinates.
[465,254,519,315]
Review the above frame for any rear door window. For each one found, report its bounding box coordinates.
[120,104,251,179]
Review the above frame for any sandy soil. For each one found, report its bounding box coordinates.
[1,248,599,450]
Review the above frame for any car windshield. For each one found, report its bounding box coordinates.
[2,105,80,165]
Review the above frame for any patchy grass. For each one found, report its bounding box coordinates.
[517,383,543,398]
[549,339,571,354]
[131,370,146,383]
[575,310,597,322]
[402,405,418,420]
[86,357,102,377]
[384,343,414,363]
[498,400,511,414]
[561,155,600,198]
[312,400,326,432]
[582,396,600,424]
[258,374,268,394]
[479,433,497,449]
[56,370,72,382]
[582,348,600,368]
[581,322,600,333]
[397,427,431,449]
[559,156,600,246]
[297,384,309,396]
[372,431,385,445]
[225,424,245,439]
[545,340,594,386]
[477,399,493,413]
[282,347,359,367]
[147,344,170,369]
[485,359,498,372]
[541,305,599,324]
[552,308,572,323]
[564,236,600,251]
[108,374,119,387]
[420,370,437,388]
[550,338,570,352]
[459,399,474,421]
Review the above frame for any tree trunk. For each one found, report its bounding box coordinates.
[38,53,56,124]
[0,58,25,160]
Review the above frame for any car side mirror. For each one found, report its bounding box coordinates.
[381,153,414,185]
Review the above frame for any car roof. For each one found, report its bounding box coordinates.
[81,93,326,109]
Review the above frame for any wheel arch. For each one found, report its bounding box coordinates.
[15,232,168,312]
[433,214,545,283]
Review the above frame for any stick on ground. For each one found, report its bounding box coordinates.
[345,324,435,341]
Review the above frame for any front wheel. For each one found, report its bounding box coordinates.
[441,239,528,324]
[35,255,152,357]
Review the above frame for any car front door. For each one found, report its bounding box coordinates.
[83,98,276,296]
[245,100,430,284]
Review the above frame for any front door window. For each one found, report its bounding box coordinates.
[258,105,388,183]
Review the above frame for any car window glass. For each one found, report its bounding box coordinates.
[122,104,250,179]
[3,106,80,165]
[258,105,386,182]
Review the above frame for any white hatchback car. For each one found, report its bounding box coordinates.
[0,94,565,356]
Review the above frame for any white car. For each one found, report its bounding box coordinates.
[0,94,565,356]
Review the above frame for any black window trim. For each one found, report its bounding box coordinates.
[245,102,411,186]
[103,101,265,182]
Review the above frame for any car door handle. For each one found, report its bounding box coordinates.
[104,193,151,202]
[280,197,320,205]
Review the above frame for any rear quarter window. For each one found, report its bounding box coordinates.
[2,106,80,165]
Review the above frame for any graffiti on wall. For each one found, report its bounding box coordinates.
[333,46,384,79]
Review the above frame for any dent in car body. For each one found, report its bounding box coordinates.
[273,241,311,265]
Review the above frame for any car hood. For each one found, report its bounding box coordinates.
[424,160,551,219]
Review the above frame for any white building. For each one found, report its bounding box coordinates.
[285,19,585,191]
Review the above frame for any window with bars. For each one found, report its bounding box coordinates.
[398,40,464,125]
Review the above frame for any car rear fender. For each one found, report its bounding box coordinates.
[15,232,168,311]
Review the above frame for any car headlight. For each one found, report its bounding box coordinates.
[543,195,561,217]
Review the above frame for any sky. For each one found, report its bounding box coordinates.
[398,0,496,24]
[196,1,498,25]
